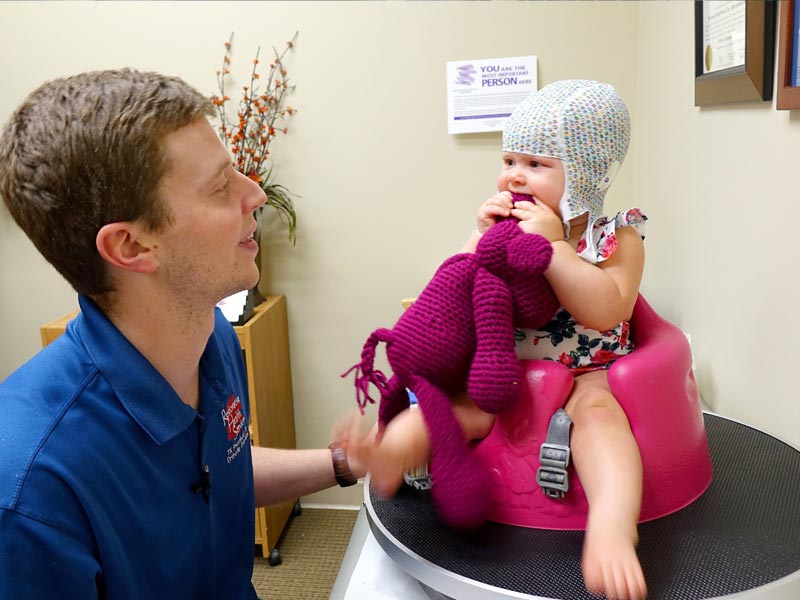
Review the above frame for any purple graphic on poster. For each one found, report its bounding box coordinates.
[455,64,476,86]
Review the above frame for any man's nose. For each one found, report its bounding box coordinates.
[241,176,267,213]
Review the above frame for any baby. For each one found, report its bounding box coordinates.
[353,80,647,600]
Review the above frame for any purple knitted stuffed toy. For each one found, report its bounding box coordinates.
[343,216,559,529]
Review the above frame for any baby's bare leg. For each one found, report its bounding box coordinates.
[566,370,647,600]
[364,391,495,497]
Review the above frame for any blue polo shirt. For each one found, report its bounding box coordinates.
[0,296,258,599]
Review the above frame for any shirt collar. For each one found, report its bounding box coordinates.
[74,295,199,445]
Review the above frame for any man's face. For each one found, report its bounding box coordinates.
[154,118,266,307]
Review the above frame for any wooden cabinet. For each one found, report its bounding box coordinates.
[40,295,297,557]
[234,296,297,557]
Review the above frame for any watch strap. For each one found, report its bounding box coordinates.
[329,441,357,487]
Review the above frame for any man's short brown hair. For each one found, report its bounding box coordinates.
[0,68,214,298]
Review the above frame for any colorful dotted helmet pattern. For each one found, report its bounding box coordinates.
[502,80,630,228]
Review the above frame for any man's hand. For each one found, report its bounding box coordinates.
[330,410,376,480]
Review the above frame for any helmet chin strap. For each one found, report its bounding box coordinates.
[559,159,621,241]
[558,174,574,240]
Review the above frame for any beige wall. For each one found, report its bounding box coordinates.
[0,1,793,509]
[634,2,800,447]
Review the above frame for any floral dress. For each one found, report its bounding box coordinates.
[515,208,647,374]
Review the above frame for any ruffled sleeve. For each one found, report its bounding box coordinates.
[576,208,647,264]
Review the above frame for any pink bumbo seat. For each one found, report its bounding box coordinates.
[472,295,713,530]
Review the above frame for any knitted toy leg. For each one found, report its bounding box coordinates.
[409,374,492,530]
[468,269,523,414]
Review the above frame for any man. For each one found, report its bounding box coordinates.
[0,69,362,598]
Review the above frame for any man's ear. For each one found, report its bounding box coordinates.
[96,222,158,274]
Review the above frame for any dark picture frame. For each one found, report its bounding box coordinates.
[694,1,776,106]
[777,0,800,109]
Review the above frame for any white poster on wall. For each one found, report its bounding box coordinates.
[446,55,537,135]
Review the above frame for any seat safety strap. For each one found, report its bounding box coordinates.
[536,408,573,499]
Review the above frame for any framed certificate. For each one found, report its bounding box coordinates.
[694,1,776,106]
[777,0,800,109]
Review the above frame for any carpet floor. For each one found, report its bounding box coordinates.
[252,508,358,600]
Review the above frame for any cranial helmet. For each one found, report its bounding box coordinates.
[502,80,630,233]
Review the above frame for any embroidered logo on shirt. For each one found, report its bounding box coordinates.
[221,395,245,441]
[222,395,250,464]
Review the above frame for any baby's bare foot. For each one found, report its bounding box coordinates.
[365,445,409,497]
[582,515,647,600]
[367,408,431,496]
[363,398,494,497]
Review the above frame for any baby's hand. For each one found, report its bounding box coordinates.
[512,198,564,242]
[477,192,514,234]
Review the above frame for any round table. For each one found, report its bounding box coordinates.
[366,413,800,600]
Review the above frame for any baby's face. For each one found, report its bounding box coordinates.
[497,152,565,216]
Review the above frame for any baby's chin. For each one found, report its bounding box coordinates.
[510,192,534,204]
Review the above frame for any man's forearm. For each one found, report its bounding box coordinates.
[251,446,338,507]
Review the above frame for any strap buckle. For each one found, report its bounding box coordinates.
[404,465,432,491]
[536,408,573,499]
[536,443,570,498]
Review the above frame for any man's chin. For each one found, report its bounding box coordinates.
[237,268,261,294]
